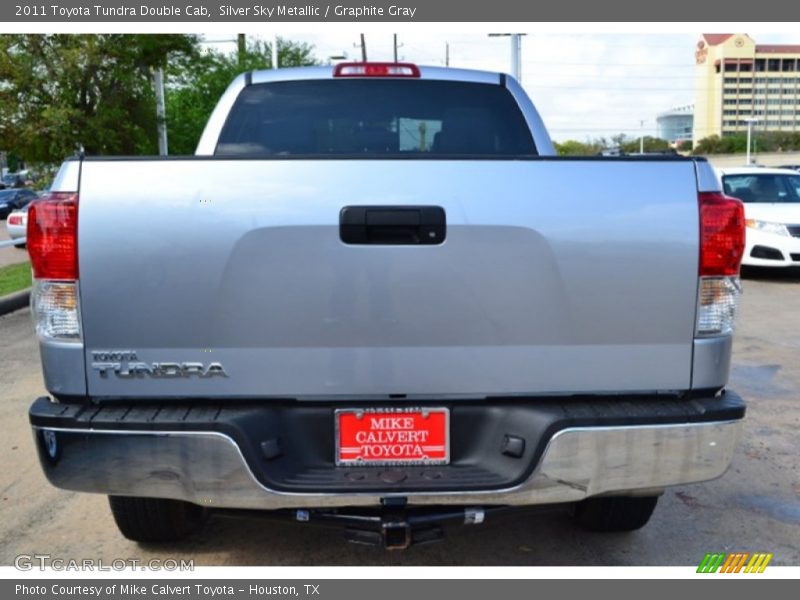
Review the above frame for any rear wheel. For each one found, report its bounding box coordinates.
[573,495,659,532]
[108,496,206,542]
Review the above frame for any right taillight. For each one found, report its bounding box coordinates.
[27,192,82,342]
[696,191,745,337]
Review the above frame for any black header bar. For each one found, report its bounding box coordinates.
[1,0,790,22]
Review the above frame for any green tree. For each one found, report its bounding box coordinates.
[553,139,603,156]
[620,136,672,154]
[693,131,800,155]
[610,133,628,148]
[0,35,197,163]
[554,134,673,156]
[166,38,318,155]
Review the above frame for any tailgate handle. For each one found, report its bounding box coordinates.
[340,206,446,245]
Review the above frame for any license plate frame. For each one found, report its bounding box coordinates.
[335,407,450,467]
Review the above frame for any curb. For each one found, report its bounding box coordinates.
[0,288,31,316]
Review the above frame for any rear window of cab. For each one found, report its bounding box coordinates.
[215,79,537,158]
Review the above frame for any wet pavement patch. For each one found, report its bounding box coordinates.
[736,494,800,524]
[730,364,789,397]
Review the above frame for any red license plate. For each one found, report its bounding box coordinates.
[336,408,449,466]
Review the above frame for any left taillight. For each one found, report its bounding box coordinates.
[28,193,78,280]
[27,192,81,342]
[7,214,22,226]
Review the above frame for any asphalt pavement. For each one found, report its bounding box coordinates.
[0,270,798,566]
[0,226,28,268]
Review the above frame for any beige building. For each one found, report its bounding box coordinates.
[693,34,800,145]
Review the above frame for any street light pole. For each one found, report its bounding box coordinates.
[746,119,758,165]
[640,120,645,154]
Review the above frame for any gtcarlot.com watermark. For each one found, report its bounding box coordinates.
[14,554,194,571]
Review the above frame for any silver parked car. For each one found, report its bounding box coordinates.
[5,203,29,247]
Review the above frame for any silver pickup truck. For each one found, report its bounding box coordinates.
[28,63,746,549]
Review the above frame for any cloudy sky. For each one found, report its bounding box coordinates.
[206,32,799,142]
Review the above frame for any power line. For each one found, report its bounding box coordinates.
[547,126,798,133]
[524,84,800,91]
[445,39,705,49]
[548,127,730,132]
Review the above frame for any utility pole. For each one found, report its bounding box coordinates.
[393,34,398,62]
[359,34,367,62]
[445,42,449,67]
[272,34,279,69]
[237,34,246,67]
[154,68,168,156]
[489,33,526,81]
[510,33,522,81]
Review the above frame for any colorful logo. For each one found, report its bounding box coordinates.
[697,552,773,573]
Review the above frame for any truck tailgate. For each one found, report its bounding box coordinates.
[78,158,700,398]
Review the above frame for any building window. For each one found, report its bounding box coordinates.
[768,59,781,71]
[782,59,796,72]
[755,59,766,72]
[740,63,753,72]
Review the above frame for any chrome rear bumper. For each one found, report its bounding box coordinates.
[32,419,741,509]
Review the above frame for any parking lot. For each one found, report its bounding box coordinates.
[0,227,27,268]
[0,262,798,566]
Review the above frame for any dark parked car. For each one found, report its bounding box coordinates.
[0,188,38,219]
[778,165,800,173]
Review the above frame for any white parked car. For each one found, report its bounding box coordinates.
[718,167,800,267]
[5,204,29,247]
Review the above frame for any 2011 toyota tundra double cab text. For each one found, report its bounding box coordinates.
[27,63,747,549]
